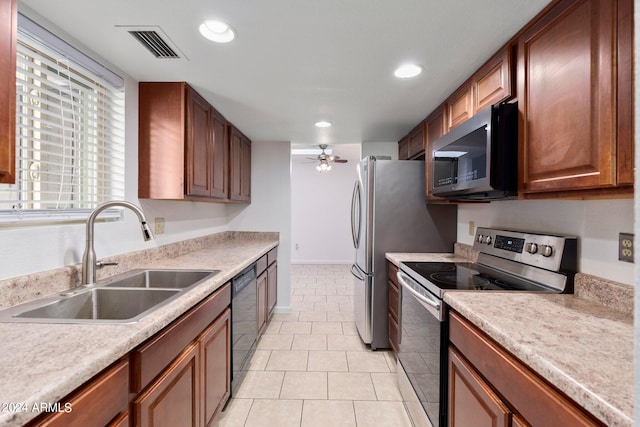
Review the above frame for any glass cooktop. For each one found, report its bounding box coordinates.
[400,261,555,293]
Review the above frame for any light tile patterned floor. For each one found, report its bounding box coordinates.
[215,264,413,427]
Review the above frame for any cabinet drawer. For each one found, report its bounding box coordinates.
[256,254,267,276]
[388,280,399,320]
[449,311,602,426]
[388,262,398,286]
[131,283,230,393]
[267,247,278,265]
[30,359,129,427]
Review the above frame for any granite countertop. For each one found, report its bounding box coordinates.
[386,251,633,427]
[0,232,278,427]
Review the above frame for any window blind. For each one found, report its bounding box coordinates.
[0,15,125,224]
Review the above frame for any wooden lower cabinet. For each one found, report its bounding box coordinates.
[449,311,604,426]
[267,262,278,316]
[449,348,511,427]
[201,309,231,427]
[28,359,129,427]
[387,262,399,353]
[256,270,268,335]
[134,342,201,427]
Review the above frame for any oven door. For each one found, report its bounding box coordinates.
[396,271,447,427]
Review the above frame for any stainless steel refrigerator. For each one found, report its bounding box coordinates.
[350,156,457,349]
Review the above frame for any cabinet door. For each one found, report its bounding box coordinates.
[229,126,251,202]
[474,46,513,112]
[186,88,212,197]
[267,262,277,316]
[240,135,252,201]
[518,0,617,193]
[210,108,229,199]
[201,308,231,427]
[449,348,511,427]
[446,81,474,130]
[0,0,16,184]
[408,122,425,159]
[398,135,410,160]
[616,0,634,186]
[134,342,201,427]
[424,106,450,202]
[256,271,268,335]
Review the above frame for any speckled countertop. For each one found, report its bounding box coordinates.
[386,250,633,427]
[0,232,278,427]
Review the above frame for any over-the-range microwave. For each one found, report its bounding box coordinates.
[431,102,518,200]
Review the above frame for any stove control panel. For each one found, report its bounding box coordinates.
[473,227,577,272]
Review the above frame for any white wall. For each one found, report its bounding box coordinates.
[227,141,292,312]
[458,199,635,285]
[291,143,361,264]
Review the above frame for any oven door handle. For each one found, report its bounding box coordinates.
[396,271,441,311]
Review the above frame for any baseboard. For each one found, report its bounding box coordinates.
[272,305,292,314]
[291,260,351,265]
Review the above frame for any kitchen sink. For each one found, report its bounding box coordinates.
[0,269,220,324]
[102,269,218,289]
[13,288,180,322]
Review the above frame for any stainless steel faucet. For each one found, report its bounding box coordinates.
[81,200,154,286]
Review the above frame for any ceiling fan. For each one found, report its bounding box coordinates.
[307,144,348,172]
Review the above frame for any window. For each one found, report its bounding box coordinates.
[0,14,125,223]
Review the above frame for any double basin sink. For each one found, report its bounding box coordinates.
[0,269,220,324]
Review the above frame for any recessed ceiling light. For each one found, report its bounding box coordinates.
[199,20,235,43]
[314,121,332,128]
[394,64,423,79]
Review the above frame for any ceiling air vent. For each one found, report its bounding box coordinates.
[117,25,187,60]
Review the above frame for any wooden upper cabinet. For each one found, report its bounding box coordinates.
[424,106,450,202]
[0,0,17,184]
[616,0,634,186]
[517,0,630,195]
[211,109,229,199]
[229,125,251,202]
[408,122,425,157]
[474,46,513,112]
[446,81,474,131]
[139,82,237,202]
[398,122,426,160]
[446,44,514,133]
[186,88,213,198]
[398,135,410,160]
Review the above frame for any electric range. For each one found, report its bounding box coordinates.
[396,227,578,427]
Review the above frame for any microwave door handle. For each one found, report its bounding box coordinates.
[396,271,441,311]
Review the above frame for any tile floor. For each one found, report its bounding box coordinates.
[215,264,413,427]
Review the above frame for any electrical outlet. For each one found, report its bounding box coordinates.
[619,232,634,263]
[154,217,165,235]
[468,221,475,236]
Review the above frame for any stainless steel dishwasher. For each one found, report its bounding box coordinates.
[230,264,257,396]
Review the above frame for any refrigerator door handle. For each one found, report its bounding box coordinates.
[350,181,361,249]
[350,263,365,280]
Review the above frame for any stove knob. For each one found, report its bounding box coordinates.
[484,235,492,245]
[476,234,484,243]
[525,242,538,254]
[541,245,553,257]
